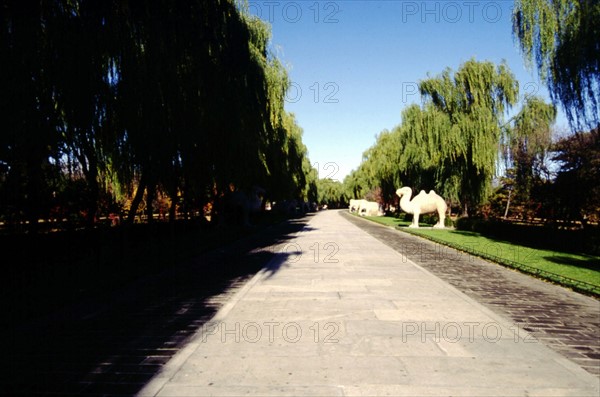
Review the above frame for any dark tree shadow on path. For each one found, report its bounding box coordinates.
[1,215,312,396]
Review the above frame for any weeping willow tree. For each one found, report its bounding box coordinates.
[344,60,519,215]
[419,59,519,214]
[394,104,452,198]
[316,178,347,208]
[513,0,600,130]
[346,60,519,215]
[277,112,311,201]
[504,96,556,209]
[508,97,556,193]
[0,1,132,228]
[0,0,316,230]
[261,57,310,203]
[302,155,319,204]
[343,169,368,202]
[356,129,403,204]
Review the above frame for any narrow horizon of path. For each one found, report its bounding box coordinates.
[141,210,600,397]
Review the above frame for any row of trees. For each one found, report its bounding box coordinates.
[0,0,317,231]
[492,125,599,225]
[333,58,598,224]
[329,0,599,225]
[345,59,522,216]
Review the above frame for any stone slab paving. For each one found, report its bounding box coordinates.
[342,211,600,378]
[2,217,310,396]
[140,210,600,396]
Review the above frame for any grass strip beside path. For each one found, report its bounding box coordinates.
[362,215,600,297]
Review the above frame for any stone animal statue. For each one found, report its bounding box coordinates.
[359,201,384,217]
[349,199,358,212]
[395,187,447,228]
[349,199,367,213]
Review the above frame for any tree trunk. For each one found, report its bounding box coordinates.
[503,189,512,219]
[26,157,42,233]
[168,185,178,224]
[461,201,469,217]
[127,174,147,224]
[83,153,99,228]
[145,183,155,223]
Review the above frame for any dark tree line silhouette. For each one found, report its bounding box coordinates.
[0,0,316,232]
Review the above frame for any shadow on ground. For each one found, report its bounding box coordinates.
[544,255,600,270]
[1,215,311,396]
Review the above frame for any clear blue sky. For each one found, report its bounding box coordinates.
[249,0,569,181]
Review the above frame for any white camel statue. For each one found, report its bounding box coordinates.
[396,187,447,228]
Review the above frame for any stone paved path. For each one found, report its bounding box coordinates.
[4,210,599,396]
[141,210,600,396]
[342,211,600,377]
[2,217,311,396]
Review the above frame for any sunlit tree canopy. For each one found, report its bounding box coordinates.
[513,0,600,129]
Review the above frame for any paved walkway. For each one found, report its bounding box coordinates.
[342,212,600,377]
[3,217,310,396]
[140,210,600,396]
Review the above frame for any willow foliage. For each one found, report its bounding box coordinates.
[358,130,402,203]
[504,96,556,201]
[416,60,519,211]
[511,96,557,157]
[399,104,451,170]
[349,60,519,213]
[513,0,600,129]
[0,0,315,229]
[316,178,347,208]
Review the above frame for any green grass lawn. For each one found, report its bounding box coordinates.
[362,215,600,297]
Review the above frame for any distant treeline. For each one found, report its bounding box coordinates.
[339,60,599,227]
[0,0,317,232]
